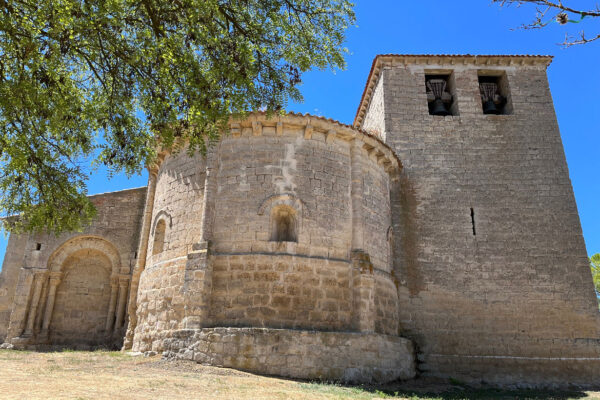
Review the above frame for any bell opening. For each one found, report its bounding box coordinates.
[478,74,509,115]
[425,73,457,116]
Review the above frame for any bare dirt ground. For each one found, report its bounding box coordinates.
[0,349,599,399]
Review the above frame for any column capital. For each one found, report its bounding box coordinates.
[351,249,374,275]
[350,137,365,151]
[32,270,48,280]
[48,271,63,282]
[131,265,144,277]
[147,164,159,177]
[118,275,130,287]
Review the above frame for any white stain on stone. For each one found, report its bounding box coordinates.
[217,154,224,194]
[238,165,250,192]
[268,136,301,194]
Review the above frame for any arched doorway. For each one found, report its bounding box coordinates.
[37,236,129,347]
[49,249,112,345]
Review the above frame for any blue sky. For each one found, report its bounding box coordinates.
[0,1,598,266]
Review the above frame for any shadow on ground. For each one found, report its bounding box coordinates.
[146,357,599,399]
[336,377,595,399]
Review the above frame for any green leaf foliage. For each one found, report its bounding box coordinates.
[0,0,355,233]
[591,254,600,309]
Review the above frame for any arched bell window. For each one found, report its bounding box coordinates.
[271,205,298,242]
[153,219,166,255]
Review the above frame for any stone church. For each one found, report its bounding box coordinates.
[0,54,599,386]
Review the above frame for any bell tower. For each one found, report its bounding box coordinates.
[355,54,600,385]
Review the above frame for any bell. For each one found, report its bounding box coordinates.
[431,99,449,116]
[482,100,498,115]
[480,82,500,115]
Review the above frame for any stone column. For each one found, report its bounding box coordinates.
[22,272,45,337]
[182,145,219,329]
[197,146,218,245]
[350,140,365,251]
[34,278,49,333]
[114,277,129,332]
[349,140,376,333]
[105,277,119,332]
[39,272,62,338]
[351,250,376,333]
[123,166,158,349]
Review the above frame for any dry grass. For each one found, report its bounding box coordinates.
[0,349,599,400]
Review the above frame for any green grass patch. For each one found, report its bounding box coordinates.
[103,350,128,358]
[297,381,592,400]
[298,382,389,399]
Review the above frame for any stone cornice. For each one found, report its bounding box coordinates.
[228,112,402,176]
[353,54,554,128]
[153,112,402,176]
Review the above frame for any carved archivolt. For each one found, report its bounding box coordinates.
[47,235,122,275]
[257,193,309,218]
[151,210,173,235]
[258,193,308,243]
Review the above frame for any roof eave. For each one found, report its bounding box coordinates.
[353,54,554,128]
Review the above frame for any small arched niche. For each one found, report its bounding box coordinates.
[271,205,298,243]
[153,219,167,255]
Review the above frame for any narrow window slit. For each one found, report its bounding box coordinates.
[470,208,476,236]
[35,243,42,251]
[153,219,166,255]
[271,206,298,242]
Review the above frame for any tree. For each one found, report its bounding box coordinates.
[591,254,600,309]
[493,0,600,46]
[0,0,355,233]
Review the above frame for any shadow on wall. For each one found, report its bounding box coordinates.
[397,174,424,296]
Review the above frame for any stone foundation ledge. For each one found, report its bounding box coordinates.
[161,327,415,383]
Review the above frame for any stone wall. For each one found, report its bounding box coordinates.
[162,327,415,384]
[49,249,112,345]
[374,271,399,336]
[148,150,207,260]
[209,254,353,331]
[0,233,28,342]
[361,74,386,141]
[212,133,353,260]
[132,148,208,352]
[132,258,186,352]
[130,114,403,356]
[1,187,146,348]
[361,152,392,271]
[4,55,597,386]
[357,55,600,385]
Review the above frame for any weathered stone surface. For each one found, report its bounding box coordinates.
[0,55,598,387]
[356,54,600,386]
[162,327,415,384]
[131,114,402,367]
[0,188,146,347]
